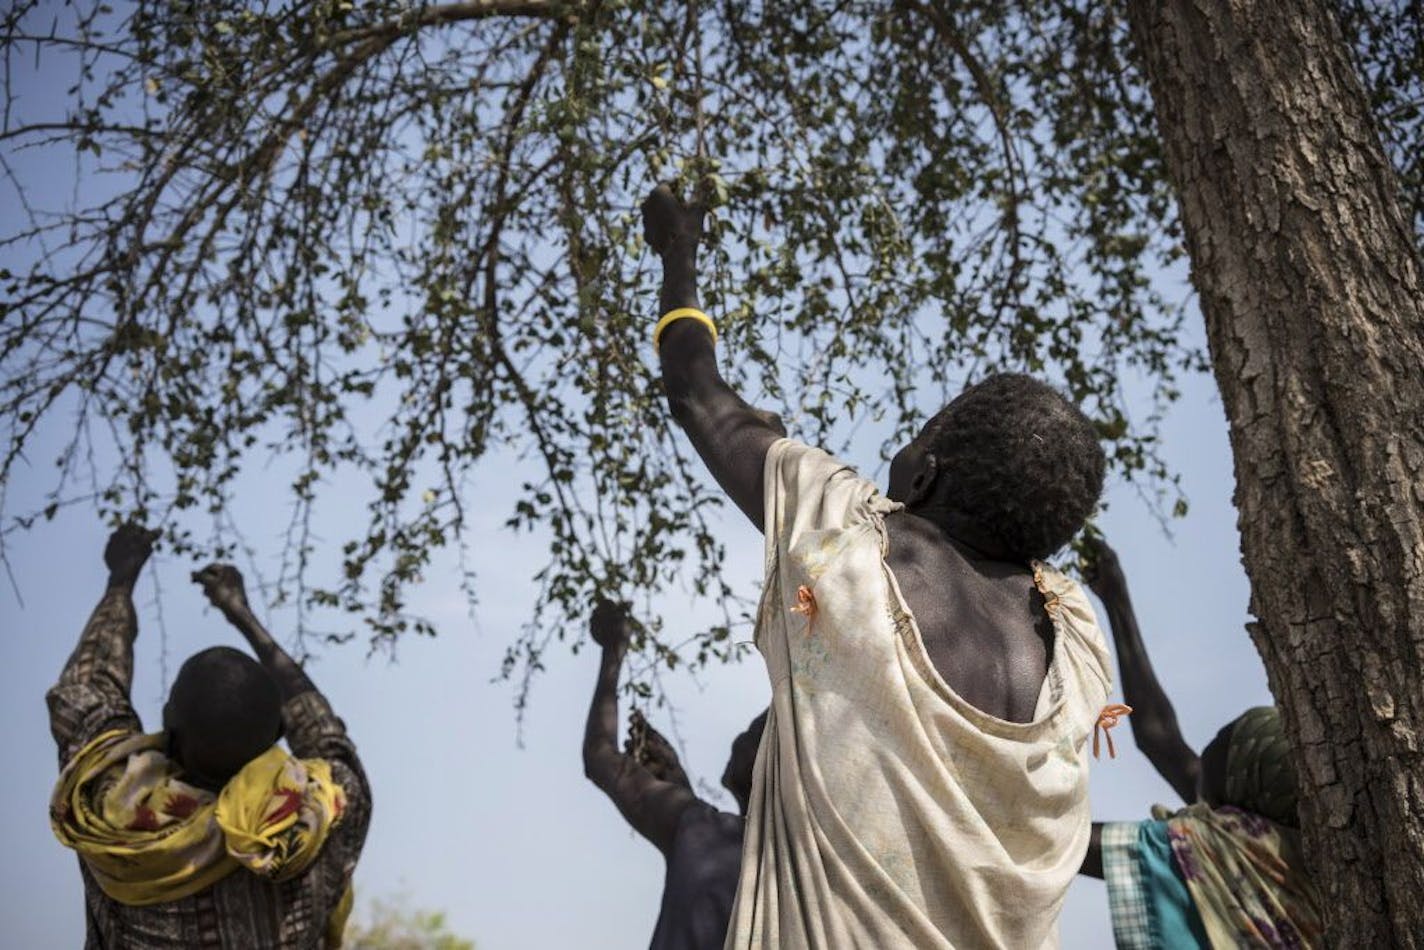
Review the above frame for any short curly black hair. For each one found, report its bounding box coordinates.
[167,646,282,782]
[922,373,1105,561]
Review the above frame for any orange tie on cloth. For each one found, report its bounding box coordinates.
[791,585,818,636]
[1093,704,1133,759]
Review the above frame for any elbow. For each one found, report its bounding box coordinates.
[1135,733,1193,783]
[1132,729,1169,760]
[583,746,627,794]
[582,745,607,785]
[44,687,68,747]
[1129,719,1178,756]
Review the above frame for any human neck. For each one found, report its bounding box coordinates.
[177,763,227,793]
[900,505,1008,563]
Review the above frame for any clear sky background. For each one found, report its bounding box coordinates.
[0,24,1274,948]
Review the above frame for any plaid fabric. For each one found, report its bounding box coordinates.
[47,590,371,949]
[1103,822,1156,950]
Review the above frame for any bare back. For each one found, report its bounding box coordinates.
[883,511,1053,723]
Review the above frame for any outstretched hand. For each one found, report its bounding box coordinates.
[192,563,250,618]
[642,183,704,258]
[1080,534,1125,598]
[626,709,690,788]
[104,523,160,587]
[590,599,634,650]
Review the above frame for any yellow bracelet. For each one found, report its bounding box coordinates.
[653,308,718,352]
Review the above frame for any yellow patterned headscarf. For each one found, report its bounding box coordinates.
[217,746,345,880]
[52,729,347,906]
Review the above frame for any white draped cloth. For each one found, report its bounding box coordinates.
[726,439,1113,949]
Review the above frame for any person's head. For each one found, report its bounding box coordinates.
[163,646,282,791]
[722,710,768,816]
[887,373,1106,561]
[1198,705,1299,827]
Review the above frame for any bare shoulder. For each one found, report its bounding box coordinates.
[883,512,1051,722]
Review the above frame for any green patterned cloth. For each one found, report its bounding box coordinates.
[1224,706,1298,827]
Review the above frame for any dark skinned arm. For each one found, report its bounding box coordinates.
[194,563,372,861]
[47,524,157,761]
[192,564,316,701]
[644,184,785,531]
[193,562,371,850]
[1084,537,1200,803]
[1080,823,1104,879]
[583,600,697,857]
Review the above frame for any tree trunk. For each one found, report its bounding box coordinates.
[1124,0,1424,944]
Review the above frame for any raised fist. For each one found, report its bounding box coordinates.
[104,523,159,586]
[590,599,634,650]
[191,563,250,618]
[642,183,704,257]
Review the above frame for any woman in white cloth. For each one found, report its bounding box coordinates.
[642,183,1116,950]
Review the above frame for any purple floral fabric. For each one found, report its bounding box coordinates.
[1150,802,1322,949]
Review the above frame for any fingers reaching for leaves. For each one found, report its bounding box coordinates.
[642,183,705,257]
[590,599,635,650]
[103,523,160,586]
[191,563,250,617]
[626,709,690,787]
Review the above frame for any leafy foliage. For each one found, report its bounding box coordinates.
[1339,0,1424,237]
[0,1,1417,683]
[344,892,474,950]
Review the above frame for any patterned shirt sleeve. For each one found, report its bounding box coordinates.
[46,588,143,766]
[283,690,373,873]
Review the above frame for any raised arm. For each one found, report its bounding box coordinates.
[192,564,316,701]
[1084,537,1200,803]
[193,563,373,864]
[47,523,157,762]
[583,600,697,856]
[644,184,785,530]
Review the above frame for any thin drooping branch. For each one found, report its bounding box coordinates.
[13,0,1419,692]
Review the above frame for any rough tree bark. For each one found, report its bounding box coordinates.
[1125,0,1424,943]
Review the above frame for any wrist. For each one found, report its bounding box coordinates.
[660,259,697,285]
[660,237,698,262]
[597,641,629,667]
[106,572,139,593]
[230,610,271,643]
[659,245,698,284]
[658,283,702,320]
[225,605,256,628]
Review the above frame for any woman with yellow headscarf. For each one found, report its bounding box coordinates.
[47,527,370,949]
